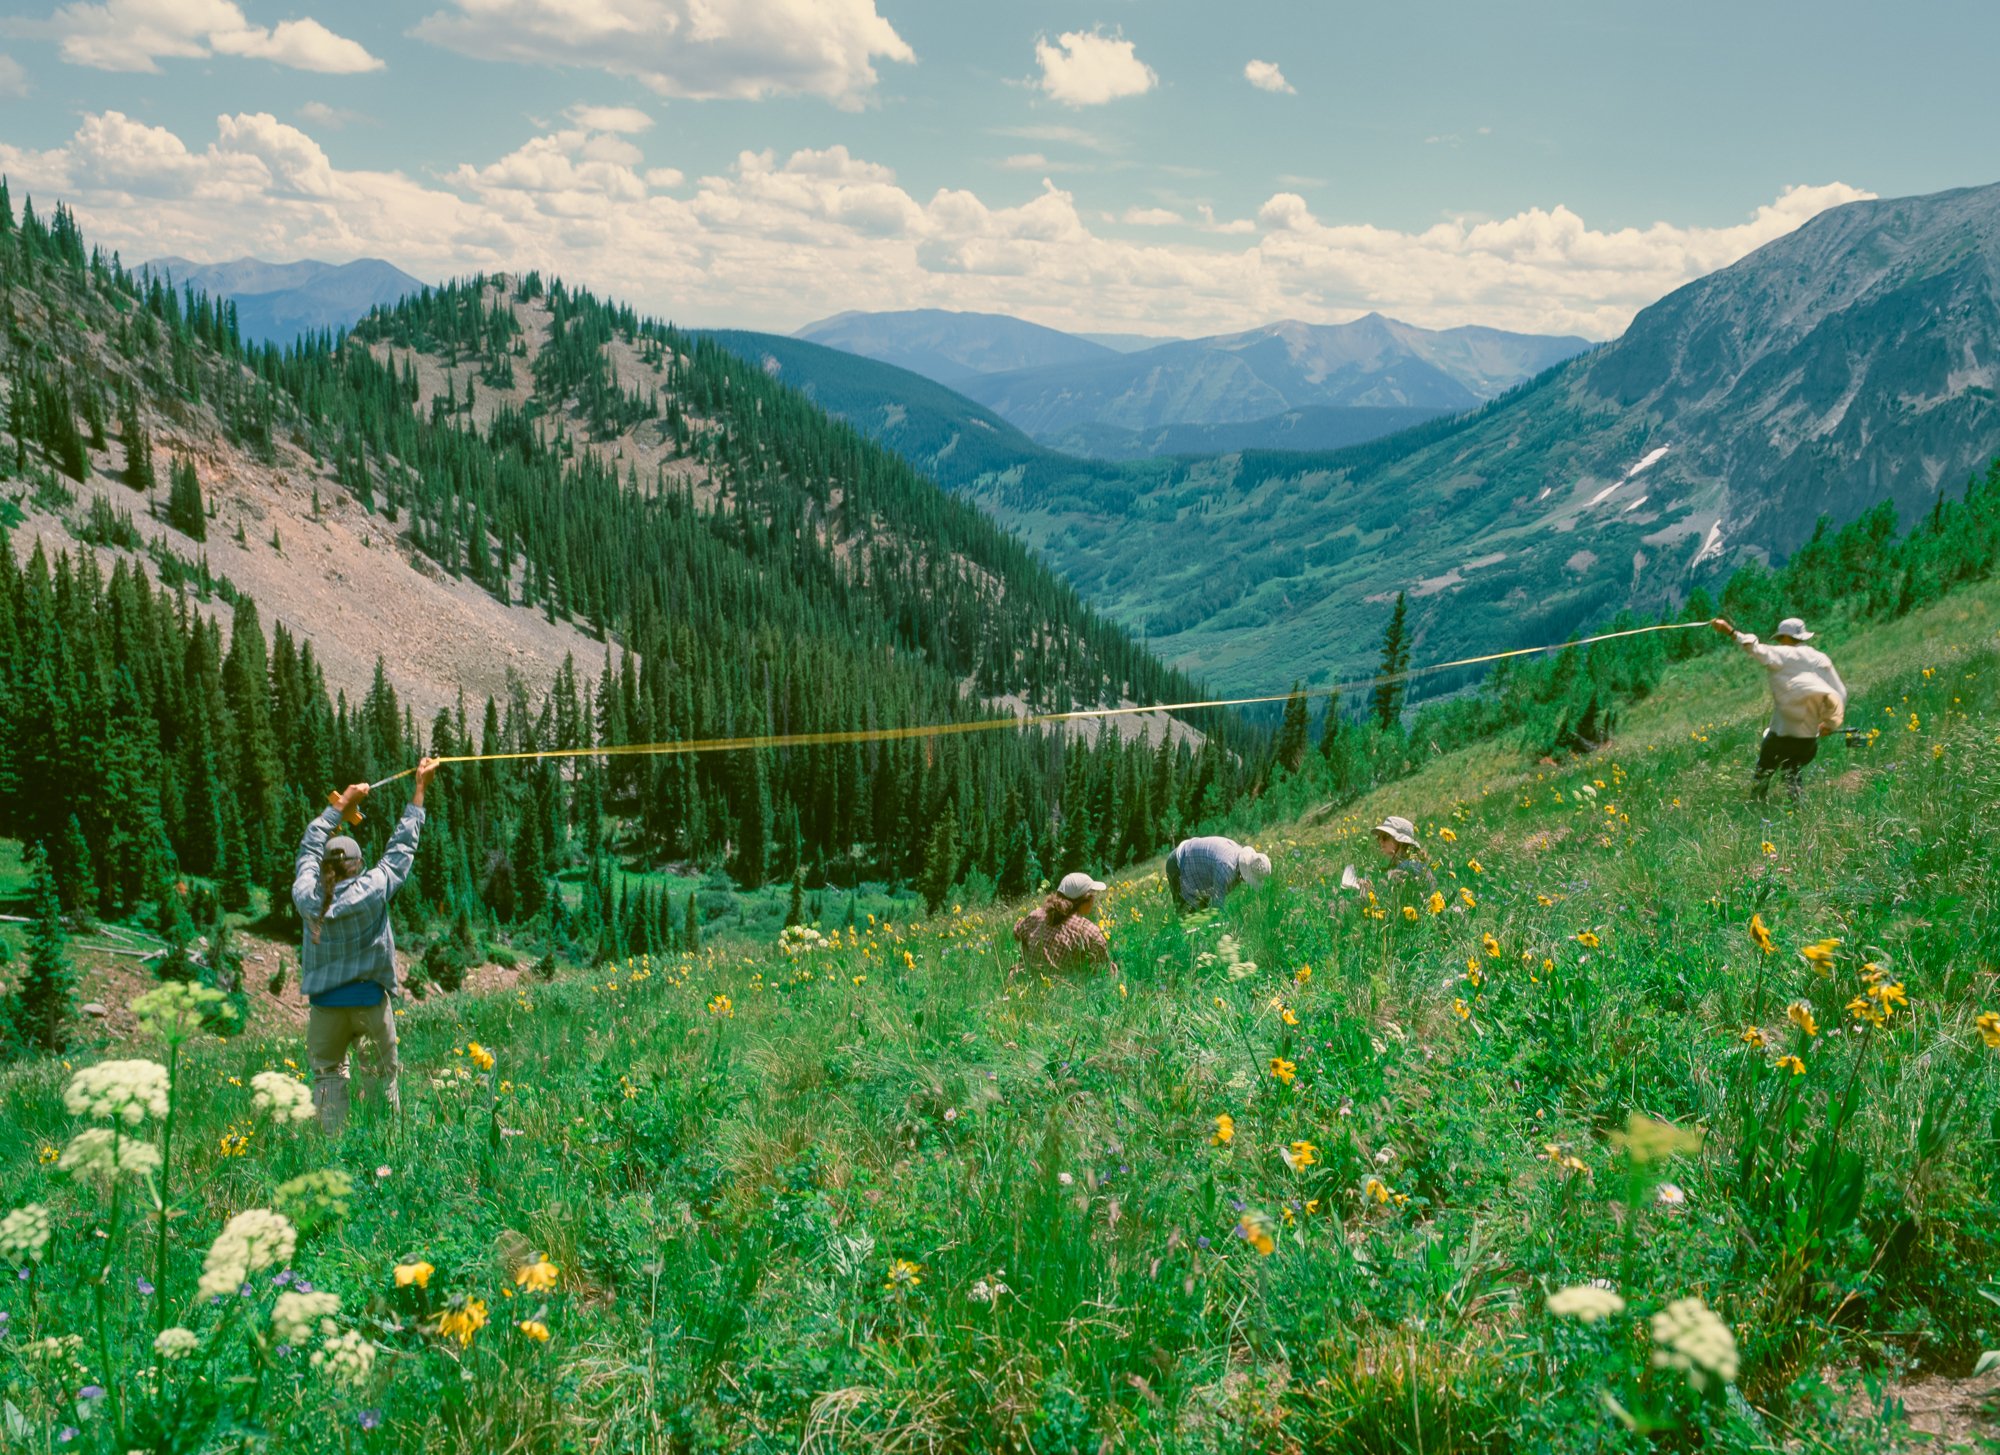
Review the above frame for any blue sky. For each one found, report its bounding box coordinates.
[1,0,1993,338]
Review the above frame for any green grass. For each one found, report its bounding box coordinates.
[2,595,1999,1452]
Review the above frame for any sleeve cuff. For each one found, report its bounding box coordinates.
[319,804,346,825]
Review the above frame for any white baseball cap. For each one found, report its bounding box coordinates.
[1776,617,1814,640]
[1056,872,1106,901]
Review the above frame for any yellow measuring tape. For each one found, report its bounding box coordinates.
[335,619,1707,818]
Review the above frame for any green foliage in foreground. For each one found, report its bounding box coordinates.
[2,616,2000,1453]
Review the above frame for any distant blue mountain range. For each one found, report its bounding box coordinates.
[138,256,428,346]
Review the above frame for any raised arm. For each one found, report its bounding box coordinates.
[1713,618,1782,668]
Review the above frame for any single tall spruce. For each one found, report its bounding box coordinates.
[1370,592,1411,731]
[1275,682,1311,772]
[7,844,74,1055]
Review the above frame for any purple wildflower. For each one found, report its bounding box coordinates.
[358,1410,383,1431]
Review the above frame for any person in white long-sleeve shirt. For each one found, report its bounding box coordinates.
[1710,615,1847,799]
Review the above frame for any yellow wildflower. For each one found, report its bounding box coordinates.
[1976,1011,2000,1049]
[1452,998,1471,1021]
[1281,1140,1319,1171]
[36,1144,58,1165]
[1363,1177,1391,1205]
[1760,841,1776,856]
[1786,1002,1819,1037]
[218,1130,250,1157]
[1402,905,1419,922]
[1749,914,1775,955]
[1427,891,1446,915]
[1800,939,1839,973]
[1740,1025,1765,1047]
[517,1320,550,1342]
[1236,1210,1276,1255]
[1460,888,1477,909]
[1438,828,1457,843]
[1281,1006,1299,1026]
[1211,1114,1235,1146]
[1269,1057,1297,1086]
[467,1043,495,1072]
[515,1259,559,1294]
[395,1260,435,1290]
[885,1258,923,1291]
[1467,858,1483,874]
[435,1297,489,1346]
[1775,1054,1806,1076]
[1295,965,1312,984]
[1575,931,1600,949]
[1482,933,1501,958]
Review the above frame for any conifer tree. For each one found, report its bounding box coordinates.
[918,802,959,914]
[1370,592,1411,730]
[683,892,700,951]
[1275,682,1311,772]
[119,390,154,491]
[166,454,206,540]
[6,846,74,1055]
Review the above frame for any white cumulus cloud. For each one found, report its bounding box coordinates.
[1244,59,1293,94]
[0,111,1874,343]
[1035,29,1156,107]
[565,104,654,134]
[414,0,914,109]
[0,53,26,97]
[1120,206,1181,227]
[13,0,381,73]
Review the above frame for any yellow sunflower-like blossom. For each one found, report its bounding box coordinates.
[1774,1054,1806,1076]
[1786,1002,1819,1037]
[1269,1057,1296,1085]
[1975,1011,2000,1048]
[1748,915,1775,955]
[1211,1114,1234,1146]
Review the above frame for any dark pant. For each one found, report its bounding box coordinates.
[1753,731,1819,799]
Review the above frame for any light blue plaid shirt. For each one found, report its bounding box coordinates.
[292,804,425,1000]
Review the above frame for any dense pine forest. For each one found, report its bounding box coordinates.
[0,183,1265,987]
[4,181,2000,1025]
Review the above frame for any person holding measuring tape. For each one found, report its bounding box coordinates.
[293,758,438,1133]
[1711,616,1847,800]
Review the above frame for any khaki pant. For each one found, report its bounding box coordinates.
[306,1001,401,1134]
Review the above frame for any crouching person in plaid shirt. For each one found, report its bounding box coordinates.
[292,759,437,1133]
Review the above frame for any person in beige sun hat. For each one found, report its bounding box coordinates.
[1012,871,1116,975]
[1342,814,1436,897]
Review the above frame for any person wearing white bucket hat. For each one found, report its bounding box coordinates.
[1710,614,1848,799]
[1012,870,1115,974]
[1164,835,1271,912]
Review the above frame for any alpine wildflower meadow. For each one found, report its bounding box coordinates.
[2,617,2000,1452]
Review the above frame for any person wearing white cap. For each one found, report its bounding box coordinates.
[1012,871,1116,975]
[1342,815,1435,897]
[1710,615,1848,799]
[1164,836,1272,912]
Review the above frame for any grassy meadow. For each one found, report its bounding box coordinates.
[2,587,1999,1453]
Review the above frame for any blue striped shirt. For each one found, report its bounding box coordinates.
[292,804,425,1001]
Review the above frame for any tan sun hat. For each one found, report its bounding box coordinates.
[1775,616,1814,641]
[1373,816,1419,847]
[1056,871,1106,901]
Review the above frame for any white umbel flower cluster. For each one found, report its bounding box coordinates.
[310,1329,377,1388]
[196,1209,297,1299]
[1546,1284,1627,1323]
[153,1327,199,1360]
[272,1290,342,1347]
[778,925,828,956]
[250,1072,314,1123]
[1649,1296,1741,1390]
[64,1059,171,1125]
[0,1203,54,1264]
[59,1128,162,1183]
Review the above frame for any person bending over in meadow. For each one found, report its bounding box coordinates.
[1340,815,1435,897]
[1710,616,1847,801]
[1165,835,1271,912]
[1013,872,1116,975]
[293,758,437,1134]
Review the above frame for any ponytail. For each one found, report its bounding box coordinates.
[311,851,348,944]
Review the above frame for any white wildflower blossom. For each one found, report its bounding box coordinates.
[58,1128,162,1183]
[153,1327,198,1360]
[1655,1182,1687,1207]
[0,1203,54,1264]
[272,1290,342,1346]
[1546,1284,1628,1323]
[63,1059,170,1125]
[310,1329,376,1388]
[968,1270,1011,1304]
[1649,1296,1741,1390]
[778,925,828,957]
[196,1209,297,1299]
[250,1071,315,1123]
[25,1334,85,1363]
